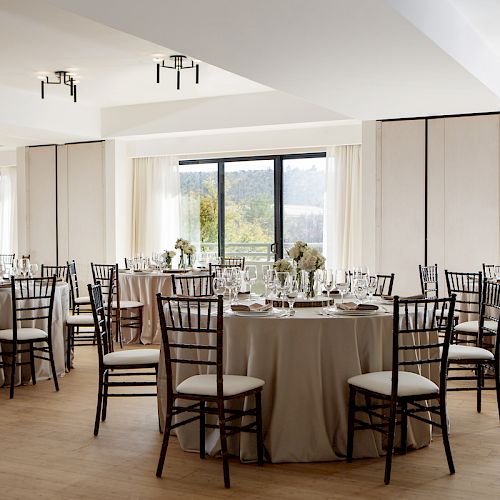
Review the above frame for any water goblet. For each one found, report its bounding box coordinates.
[285,276,299,317]
[353,278,368,304]
[275,271,289,314]
[335,269,349,304]
[322,269,335,311]
[244,265,257,295]
[366,275,378,301]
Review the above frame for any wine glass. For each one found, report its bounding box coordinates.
[244,265,257,296]
[322,269,335,311]
[275,271,289,315]
[285,276,299,316]
[366,275,378,301]
[263,268,275,298]
[212,276,226,296]
[30,263,39,278]
[335,269,349,304]
[353,278,368,304]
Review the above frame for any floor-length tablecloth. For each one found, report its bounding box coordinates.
[119,272,174,344]
[158,307,436,463]
[0,282,69,387]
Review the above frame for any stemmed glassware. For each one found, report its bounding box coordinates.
[263,268,275,298]
[244,265,258,296]
[275,271,290,315]
[212,276,226,297]
[285,275,299,317]
[366,274,378,301]
[29,264,39,278]
[322,269,335,311]
[17,258,30,278]
[353,278,368,304]
[335,269,349,304]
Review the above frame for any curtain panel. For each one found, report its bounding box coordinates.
[0,166,17,255]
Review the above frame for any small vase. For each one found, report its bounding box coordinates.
[187,254,193,268]
[165,257,172,270]
[179,252,186,269]
[306,271,315,299]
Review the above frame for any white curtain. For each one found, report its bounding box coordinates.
[131,156,180,256]
[0,166,17,255]
[323,145,362,270]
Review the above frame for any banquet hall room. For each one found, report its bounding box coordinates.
[3,0,500,499]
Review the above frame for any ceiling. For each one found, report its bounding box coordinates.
[3,0,500,148]
[0,0,270,107]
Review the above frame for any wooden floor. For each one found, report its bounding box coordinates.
[1,348,500,500]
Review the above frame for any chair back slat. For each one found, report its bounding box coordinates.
[209,263,242,277]
[0,253,15,267]
[482,264,497,279]
[445,270,482,315]
[41,264,68,281]
[375,273,394,296]
[419,264,439,299]
[219,257,245,269]
[172,274,213,297]
[91,263,119,305]
[157,294,224,399]
[479,281,500,352]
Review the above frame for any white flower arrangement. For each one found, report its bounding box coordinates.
[175,238,190,251]
[273,259,293,273]
[287,240,308,262]
[162,250,176,260]
[184,244,196,256]
[297,247,326,272]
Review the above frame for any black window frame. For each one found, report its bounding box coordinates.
[179,151,326,260]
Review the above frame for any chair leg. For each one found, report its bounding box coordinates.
[255,391,264,466]
[30,344,36,386]
[346,385,356,462]
[94,372,104,436]
[477,364,483,413]
[66,326,72,372]
[138,306,143,342]
[440,394,455,475]
[48,341,59,392]
[494,361,500,420]
[400,401,408,454]
[384,399,397,485]
[156,403,173,477]
[199,400,206,459]
[9,344,17,399]
[218,400,231,488]
[102,370,109,422]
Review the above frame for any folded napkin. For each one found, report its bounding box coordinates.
[337,302,379,311]
[238,291,250,296]
[231,302,273,312]
[382,294,425,301]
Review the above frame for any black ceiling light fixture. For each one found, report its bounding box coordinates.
[38,70,78,102]
[153,54,199,90]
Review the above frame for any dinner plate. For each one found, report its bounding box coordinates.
[232,309,274,317]
[330,309,383,316]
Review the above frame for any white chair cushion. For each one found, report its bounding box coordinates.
[0,328,48,341]
[103,349,160,366]
[348,370,439,397]
[111,300,144,309]
[448,344,494,361]
[74,296,90,305]
[176,374,265,397]
[66,314,94,326]
[454,320,497,334]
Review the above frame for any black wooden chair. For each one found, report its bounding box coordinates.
[41,264,69,281]
[209,262,243,277]
[88,282,159,436]
[375,273,395,296]
[91,263,144,347]
[0,253,15,268]
[482,263,499,280]
[67,260,91,314]
[347,295,456,484]
[171,273,213,297]
[419,264,439,299]
[156,294,264,488]
[446,279,500,415]
[0,276,58,398]
[219,257,245,269]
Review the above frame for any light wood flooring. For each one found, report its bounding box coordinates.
[1,346,500,499]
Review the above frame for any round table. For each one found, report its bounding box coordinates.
[0,282,69,387]
[157,305,435,463]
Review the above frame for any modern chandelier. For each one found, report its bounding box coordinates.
[39,70,78,102]
[153,54,199,90]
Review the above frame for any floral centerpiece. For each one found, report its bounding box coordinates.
[297,247,326,298]
[162,250,176,270]
[272,259,292,296]
[175,238,190,268]
[184,244,196,268]
[287,241,308,287]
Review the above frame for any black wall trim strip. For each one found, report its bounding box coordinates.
[424,119,428,266]
[55,145,59,266]
[381,110,500,122]
[64,139,105,145]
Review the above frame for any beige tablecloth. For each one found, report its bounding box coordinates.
[158,306,435,463]
[119,271,174,344]
[0,282,69,387]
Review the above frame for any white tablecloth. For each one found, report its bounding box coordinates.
[158,306,435,463]
[119,271,174,344]
[0,282,69,387]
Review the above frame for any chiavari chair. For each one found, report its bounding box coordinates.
[156,294,264,488]
[446,280,500,415]
[347,295,457,484]
[88,282,159,436]
[482,263,499,280]
[91,263,144,347]
[209,262,242,278]
[171,273,213,297]
[419,264,439,299]
[41,264,69,281]
[0,276,58,398]
[218,257,245,269]
[67,260,91,314]
[374,273,395,296]
[0,253,15,267]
